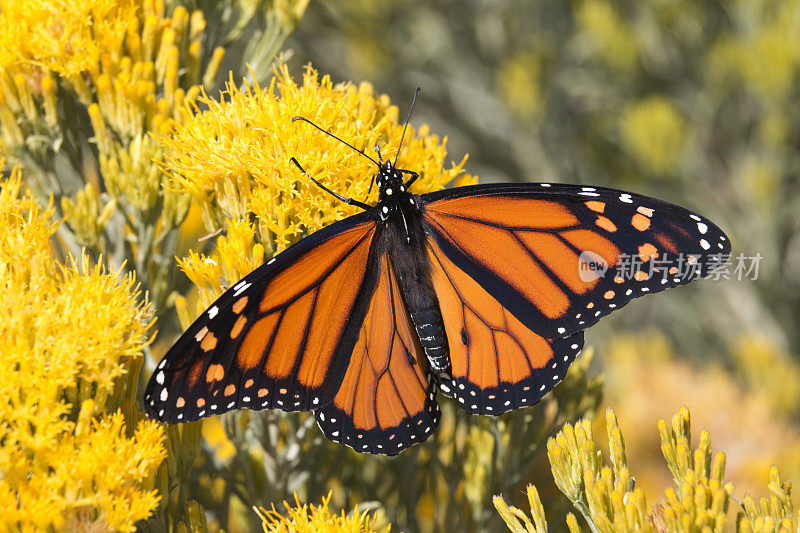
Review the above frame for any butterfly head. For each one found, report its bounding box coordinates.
[376,161,405,196]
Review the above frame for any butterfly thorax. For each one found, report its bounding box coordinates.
[374,161,418,227]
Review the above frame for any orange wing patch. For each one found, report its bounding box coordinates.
[314,254,439,455]
[427,237,583,415]
[237,223,375,395]
[428,196,579,228]
[425,200,621,324]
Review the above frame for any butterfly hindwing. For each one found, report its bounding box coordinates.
[144,213,378,422]
[314,252,439,455]
[421,183,730,339]
[426,235,584,415]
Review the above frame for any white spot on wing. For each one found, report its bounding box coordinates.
[160,388,168,401]
[233,282,251,297]
[208,306,219,319]
[697,222,708,234]
[156,371,164,385]
[700,239,710,250]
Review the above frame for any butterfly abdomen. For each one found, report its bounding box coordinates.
[408,306,450,372]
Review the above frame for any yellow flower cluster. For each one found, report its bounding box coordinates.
[1,0,132,75]
[738,466,795,532]
[620,96,687,176]
[545,409,651,531]
[656,407,732,530]
[576,0,639,72]
[709,2,800,101]
[254,493,390,533]
[0,165,165,531]
[496,406,800,532]
[0,0,222,286]
[493,485,549,533]
[497,51,545,120]
[733,334,800,420]
[164,62,476,307]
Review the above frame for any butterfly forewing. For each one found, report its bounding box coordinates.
[144,214,378,422]
[421,183,730,339]
[314,252,439,455]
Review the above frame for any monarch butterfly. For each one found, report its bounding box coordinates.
[144,89,730,455]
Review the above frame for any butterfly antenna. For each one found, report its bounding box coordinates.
[289,157,371,211]
[292,116,380,167]
[367,144,384,196]
[394,86,421,167]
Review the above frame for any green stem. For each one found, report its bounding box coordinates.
[573,498,601,533]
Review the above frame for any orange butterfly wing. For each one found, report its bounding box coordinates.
[145,214,378,422]
[426,236,583,415]
[315,252,439,455]
[421,183,729,339]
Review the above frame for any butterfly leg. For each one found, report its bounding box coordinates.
[399,169,419,188]
[290,157,372,211]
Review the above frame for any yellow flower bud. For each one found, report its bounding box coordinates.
[40,74,58,128]
[0,106,24,148]
[203,47,225,88]
[12,73,35,121]
[88,103,110,154]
